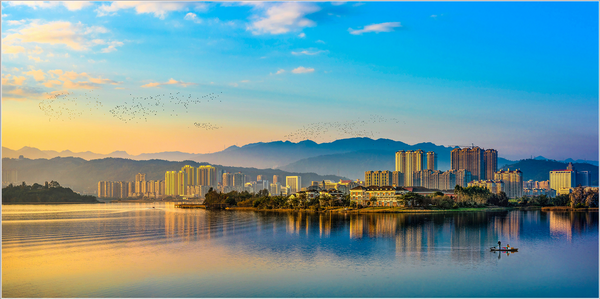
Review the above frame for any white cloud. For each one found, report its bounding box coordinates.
[298,32,306,38]
[100,41,124,53]
[229,82,238,87]
[25,68,45,81]
[275,69,285,75]
[348,22,401,35]
[240,80,250,83]
[291,49,328,56]
[6,19,25,26]
[184,12,202,24]
[248,2,321,35]
[28,55,44,63]
[62,1,92,11]
[292,66,315,74]
[315,40,326,44]
[96,2,189,19]
[29,45,43,54]
[141,78,196,88]
[2,20,114,51]
[7,1,92,11]
[88,59,106,64]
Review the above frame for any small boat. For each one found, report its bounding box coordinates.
[490,247,518,252]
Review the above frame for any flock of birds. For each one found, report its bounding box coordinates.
[39,90,103,121]
[193,122,221,130]
[283,115,404,142]
[37,90,223,125]
[38,91,400,139]
[108,91,222,123]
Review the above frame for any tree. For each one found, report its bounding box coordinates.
[395,195,405,208]
[403,192,423,207]
[370,196,377,209]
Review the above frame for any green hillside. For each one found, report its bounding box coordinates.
[2,181,99,203]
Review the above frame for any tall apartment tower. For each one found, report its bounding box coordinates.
[181,165,196,187]
[233,172,245,188]
[273,175,281,184]
[451,147,484,181]
[392,171,404,187]
[135,173,146,182]
[177,170,186,196]
[427,151,437,170]
[484,149,498,180]
[286,176,302,194]
[197,165,217,187]
[395,150,406,172]
[395,149,425,186]
[222,172,233,187]
[494,169,523,199]
[165,171,179,196]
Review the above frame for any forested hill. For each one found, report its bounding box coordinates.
[501,159,598,186]
[2,182,99,203]
[2,157,347,195]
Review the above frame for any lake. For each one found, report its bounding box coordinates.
[2,203,598,298]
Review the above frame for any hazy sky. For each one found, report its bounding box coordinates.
[2,1,598,160]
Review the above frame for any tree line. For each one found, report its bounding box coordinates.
[2,181,99,203]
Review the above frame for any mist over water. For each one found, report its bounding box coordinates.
[2,203,598,298]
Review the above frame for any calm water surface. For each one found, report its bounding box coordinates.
[2,203,598,298]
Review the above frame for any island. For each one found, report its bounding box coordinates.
[2,181,100,204]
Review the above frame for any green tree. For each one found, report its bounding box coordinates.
[369,196,377,209]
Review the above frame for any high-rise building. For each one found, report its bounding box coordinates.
[427,151,437,170]
[286,176,302,194]
[395,150,406,172]
[484,149,498,180]
[257,175,264,181]
[181,165,196,187]
[222,172,233,187]
[451,147,485,181]
[273,175,281,184]
[269,183,281,196]
[449,169,472,188]
[177,170,186,195]
[135,173,146,182]
[396,149,426,186]
[197,165,217,187]
[165,171,179,196]
[392,171,404,187]
[576,171,591,187]
[550,169,576,191]
[233,172,245,188]
[365,171,391,187]
[494,169,523,199]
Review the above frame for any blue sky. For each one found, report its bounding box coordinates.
[1,1,598,160]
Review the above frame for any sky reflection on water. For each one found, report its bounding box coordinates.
[2,203,598,298]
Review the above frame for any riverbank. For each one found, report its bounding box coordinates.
[541,206,599,211]
[225,206,517,213]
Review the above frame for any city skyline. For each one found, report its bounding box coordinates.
[1,2,598,161]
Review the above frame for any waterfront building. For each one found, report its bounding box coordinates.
[550,169,576,191]
[165,171,179,196]
[523,188,556,198]
[197,165,217,187]
[365,170,392,187]
[427,151,437,170]
[181,165,196,187]
[233,172,245,188]
[468,180,505,194]
[439,171,456,190]
[256,175,263,181]
[484,149,498,180]
[222,172,233,187]
[448,169,472,188]
[177,170,186,195]
[269,183,281,196]
[576,171,591,187]
[451,147,485,181]
[350,186,407,207]
[494,169,523,199]
[286,176,302,194]
[395,149,426,186]
[135,173,146,182]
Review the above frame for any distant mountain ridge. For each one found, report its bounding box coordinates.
[501,159,598,186]
[3,138,597,180]
[2,157,347,195]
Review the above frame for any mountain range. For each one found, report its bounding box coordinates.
[2,157,347,195]
[3,137,597,180]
